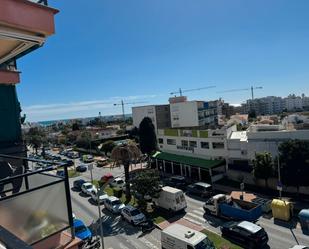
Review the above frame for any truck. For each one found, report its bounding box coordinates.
[153,186,187,212]
[203,194,262,222]
[161,223,215,249]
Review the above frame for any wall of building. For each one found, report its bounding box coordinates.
[170,101,199,128]
[132,105,157,130]
[157,128,229,160]
[155,105,171,129]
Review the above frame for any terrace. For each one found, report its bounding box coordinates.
[0,154,80,249]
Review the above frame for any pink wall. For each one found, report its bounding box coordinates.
[0,70,20,84]
[0,0,58,36]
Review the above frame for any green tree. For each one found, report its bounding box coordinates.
[100,140,116,155]
[131,169,161,210]
[111,142,141,201]
[26,127,46,154]
[139,117,157,165]
[76,131,92,149]
[253,152,274,188]
[279,140,309,192]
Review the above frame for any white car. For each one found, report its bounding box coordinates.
[121,205,146,225]
[90,189,109,204]
[81,182,96,196]
[289,246,309,249]
[109,177,125,189]
[103,196,125,214]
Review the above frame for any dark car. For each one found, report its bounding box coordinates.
[63,159,74,166]
[168,176,188,189]
[76,164,87,172]
[56,170,65,177]
[220,221,269,249]
[73,179,86,191]
[186,182,213,197]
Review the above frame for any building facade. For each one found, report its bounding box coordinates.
[132,104,170,131]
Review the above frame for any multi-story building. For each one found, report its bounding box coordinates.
[283,94,303,111]
[245,96,284,115]
[132,104,171,131]
[169,97,217,128]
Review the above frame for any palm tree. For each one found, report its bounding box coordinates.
[110,142,141,201]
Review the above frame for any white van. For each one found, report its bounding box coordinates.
[153,186,187,212]
[161,224,214,249]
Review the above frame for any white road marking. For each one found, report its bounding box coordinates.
[139,237,160,249]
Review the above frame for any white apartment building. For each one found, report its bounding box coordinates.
[170,100,217,128]
[132,104,171,131]
[283,95,303,111]
[157,125,235,160]
[155,123,309,175]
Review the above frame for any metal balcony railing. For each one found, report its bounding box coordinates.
[0,154,74,248]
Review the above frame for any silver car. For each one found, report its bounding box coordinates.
[103,196,125,214]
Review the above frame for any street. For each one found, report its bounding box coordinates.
[68,162,309,249]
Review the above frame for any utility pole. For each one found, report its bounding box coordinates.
[121,100,125,122]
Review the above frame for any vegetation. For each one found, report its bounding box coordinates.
[253,152,274,188]
[139,117,157,164]
[279,140,309,191]
[100,140,116,155]
[202,230,243,249]
[131,169,161,210]
[68,169,80,178]
[75,131,92,149]
[110,142,141,201]
[25,127,46,154]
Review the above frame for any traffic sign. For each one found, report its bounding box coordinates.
[88,163,94,171]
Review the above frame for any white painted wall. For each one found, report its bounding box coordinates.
[170,101,199,128]
[132,105,157,130]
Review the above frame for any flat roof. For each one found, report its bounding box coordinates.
[152,151,224,170]
[162,224,205,245]
[238,221,261,234]
[162,186,183,193]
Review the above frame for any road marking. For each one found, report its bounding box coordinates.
[192,209,204,216]
[118,242,130,249]
[139,237,160,249]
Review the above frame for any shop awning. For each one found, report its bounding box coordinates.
[152,151,225,170]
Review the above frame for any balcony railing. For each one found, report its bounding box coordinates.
[0,154,74,248]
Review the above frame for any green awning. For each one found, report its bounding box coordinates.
[152,151,225,170]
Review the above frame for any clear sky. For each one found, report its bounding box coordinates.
[18,0,309,121]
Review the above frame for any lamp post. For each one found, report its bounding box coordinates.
[276,141,282,199]
[88,163,104,249]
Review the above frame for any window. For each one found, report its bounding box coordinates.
[173,115,179,121]
[181,140,189,147]
[213,142,224,149]
[167,139,176,145]
[201,142,209,149]
[189,141,197,148]
[158,138,164,144]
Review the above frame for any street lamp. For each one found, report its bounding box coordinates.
[88,163,104,249]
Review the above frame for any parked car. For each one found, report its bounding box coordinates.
[82,155,94,163]
[97,159,108,167]
[81,182,96,195]
[103,196,125,214]
[73,179,86,191]
[73,219,92,241]
[121,205,146,225]
[168,176,188,190]
[109,177,125,189]
[100,173,114,184]
[56,170,65,177]
[76,164,87,172]
[186,182,213,197]
[289,246,309,249]
[90,189,109,204]
[63,159,74,166]
[140,219,155,233]
[220,221,268,249]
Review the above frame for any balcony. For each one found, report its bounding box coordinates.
[0,154,80,249]
[0,0,58,68]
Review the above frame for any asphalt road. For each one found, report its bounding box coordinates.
[183,193,309,249]
[70,164,309,249]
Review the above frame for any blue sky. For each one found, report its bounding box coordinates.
[18,0,309,121]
